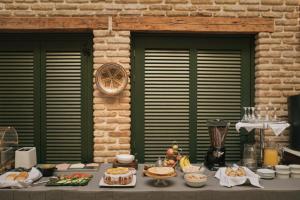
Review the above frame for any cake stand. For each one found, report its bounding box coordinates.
[145,171,176,186]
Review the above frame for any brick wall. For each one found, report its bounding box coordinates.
[0,0,299,162]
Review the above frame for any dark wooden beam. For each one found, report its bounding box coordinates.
[0,17,108,32]
[113,17,274,33]
[0,16,273,33]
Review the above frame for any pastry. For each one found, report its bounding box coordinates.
[5,173,18,181]
[104,167,133,185]
[14,172,29,181]
[225,167,246,177]
[147,167,175,176]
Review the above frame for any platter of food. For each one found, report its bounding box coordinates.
[215,166,262,188]
[145,167,176,179]
[3,171,29,181]
[184,173,207,188]
[55,163,100,172]
[99,175,136,188]
[99,167,136,187]
[45,173,93,186]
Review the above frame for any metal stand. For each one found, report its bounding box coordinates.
[258,128,264,167]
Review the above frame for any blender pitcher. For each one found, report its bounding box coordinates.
[205,119,230,170]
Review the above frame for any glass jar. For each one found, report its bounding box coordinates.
[243,144,257,171]
[263,142,279,167]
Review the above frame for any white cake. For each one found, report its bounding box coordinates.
[104,167,133,185]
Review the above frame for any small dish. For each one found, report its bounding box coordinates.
[184,173,207,188]
[289,164,300,169]
[275,165,290,171]
[291,169,300,173]
[276,171,290,179]
[116,154,135,164]
[291,172,300,179]
[257,168,275,179]
[37,164,56,177]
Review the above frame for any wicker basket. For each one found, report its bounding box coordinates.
[95,63,128,95]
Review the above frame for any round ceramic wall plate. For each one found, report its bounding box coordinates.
[96,63,128,95]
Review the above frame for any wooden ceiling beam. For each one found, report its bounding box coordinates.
[0,16,274,33]
[112,17,274,33]
[0,17,108,32]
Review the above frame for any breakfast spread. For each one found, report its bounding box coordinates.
[104,167,133,185]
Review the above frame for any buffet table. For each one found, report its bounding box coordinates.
[0,164,300,200]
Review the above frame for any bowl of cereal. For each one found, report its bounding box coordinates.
[184,173,207,187]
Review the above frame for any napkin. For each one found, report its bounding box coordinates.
[268,122,290,136]
[0,167,42,188]
[235,122,264,132]
[215,167,263,188]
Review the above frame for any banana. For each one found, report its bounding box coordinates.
[184,157,191,167]
[179,156,191,170]
[179,156,187,169]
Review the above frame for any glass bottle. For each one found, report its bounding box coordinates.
[243,144,257,171]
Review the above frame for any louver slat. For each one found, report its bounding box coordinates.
[45,52,82,163]
[196,50,242,162]
[144,50,190,162]
[0,52,35,147]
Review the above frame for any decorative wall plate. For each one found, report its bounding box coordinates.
[95,63,128,95]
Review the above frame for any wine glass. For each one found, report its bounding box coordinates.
[242,107,248,122]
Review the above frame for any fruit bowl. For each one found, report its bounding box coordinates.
[184,173,207,187]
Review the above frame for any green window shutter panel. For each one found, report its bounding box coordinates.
[144,49,190,162]
[196,50,242,162]
[0,34,93,163]
[0,51,36,147]
[44,51,82,163]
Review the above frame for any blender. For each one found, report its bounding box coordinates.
[205,119,230,170]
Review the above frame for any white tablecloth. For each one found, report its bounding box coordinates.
[235,122,289,136]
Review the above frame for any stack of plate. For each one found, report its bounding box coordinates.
[290,164,300,178]
[275,165,290,179]
[257,168,275,179]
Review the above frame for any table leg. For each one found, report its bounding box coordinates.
[258,128,264,167]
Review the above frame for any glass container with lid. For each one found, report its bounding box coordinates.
[0,126,18,173]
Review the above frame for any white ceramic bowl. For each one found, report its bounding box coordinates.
[275,165,290,171]
[276,171,290,179]
[257,168,275,179]
[291,169,300,174]
[116,154,135,164]
[184,173,207,188]
[289,164,300,170]
[291,173,300,179]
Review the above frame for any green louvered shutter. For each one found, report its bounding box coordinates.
[143,49,190,162]
[0,34,93,163]
[0,46,38,147]
[131,35,254,163]
[43,51,83,163]
[196,50,243,162]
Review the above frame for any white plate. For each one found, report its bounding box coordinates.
[99,175,136,187]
